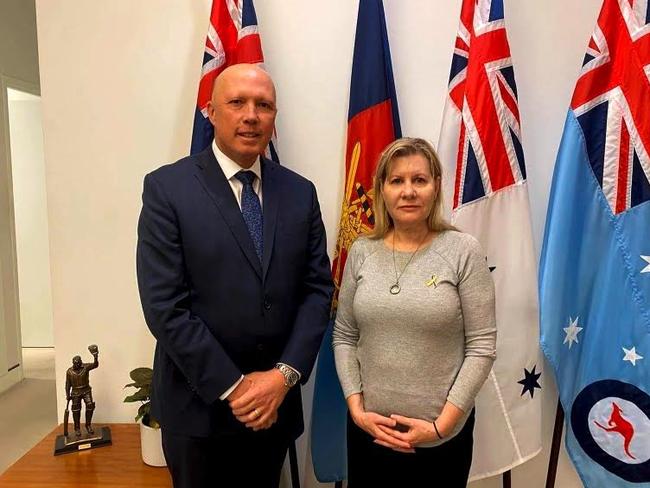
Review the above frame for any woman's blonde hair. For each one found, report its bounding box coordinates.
[370,137,455,239]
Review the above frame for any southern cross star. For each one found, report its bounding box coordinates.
[563,316,583,349]
[518,365,542,398]
[622,346,643,366]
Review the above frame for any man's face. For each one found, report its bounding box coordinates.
[207,66,277,168]
[72,356,82,369]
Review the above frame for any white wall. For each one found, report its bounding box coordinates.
[7,90,54,347]
[35,0,603,486]
[0,0,41,392]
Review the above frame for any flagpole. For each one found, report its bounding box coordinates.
[545,399,564,488]
[288,442,300,488]
[502,470,511,488]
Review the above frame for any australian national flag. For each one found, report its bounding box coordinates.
[309,0,401,482]
[437,0,542,480]
[190,0,277,160]
[539,0,650,485]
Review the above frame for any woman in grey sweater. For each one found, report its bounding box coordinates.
[333,137,496,487]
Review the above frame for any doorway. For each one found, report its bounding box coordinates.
[6,84,54,349]
[0,79,57,474]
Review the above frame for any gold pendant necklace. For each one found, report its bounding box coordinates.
[390,230,428,295]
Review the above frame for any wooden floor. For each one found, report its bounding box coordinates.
[0,423,172,487]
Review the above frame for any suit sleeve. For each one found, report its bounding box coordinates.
[279,182,334,383]
[136,173,242,404]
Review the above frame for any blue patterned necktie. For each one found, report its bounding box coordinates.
[235,170,263,261]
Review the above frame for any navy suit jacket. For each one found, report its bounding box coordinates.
[136,148,333,439]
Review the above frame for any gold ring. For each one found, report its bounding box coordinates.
[254,408,260,418]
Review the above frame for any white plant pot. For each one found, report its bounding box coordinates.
[140,422,167,467]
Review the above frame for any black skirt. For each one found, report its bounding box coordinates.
[347,409,475,488]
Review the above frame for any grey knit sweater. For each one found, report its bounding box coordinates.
[333,231,496,447]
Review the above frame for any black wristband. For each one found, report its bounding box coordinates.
[433,420,443,439]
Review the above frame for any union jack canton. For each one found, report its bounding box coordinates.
[446,0,526,209]
[190,0,278,159]
[572,0,650,214]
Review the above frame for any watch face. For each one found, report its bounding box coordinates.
[287,370,299,386]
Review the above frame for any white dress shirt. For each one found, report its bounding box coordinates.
[212,140,263,209]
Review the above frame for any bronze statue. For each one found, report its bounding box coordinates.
[54,344,111,455]
[64,344,99,437]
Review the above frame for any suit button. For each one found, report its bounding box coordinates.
[263,299,271,310]
[257,344,265,352]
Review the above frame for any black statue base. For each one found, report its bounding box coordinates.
[54,426,112,456]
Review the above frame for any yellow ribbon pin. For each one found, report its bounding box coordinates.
[425,275,438,288]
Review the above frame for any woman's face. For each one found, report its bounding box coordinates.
[381,153,439,229]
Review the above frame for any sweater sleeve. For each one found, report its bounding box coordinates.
[332,240,364,399]
[446,235,497,412]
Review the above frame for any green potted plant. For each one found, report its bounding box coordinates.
[124,367,165,467]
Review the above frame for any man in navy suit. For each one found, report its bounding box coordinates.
[136,64,333,488]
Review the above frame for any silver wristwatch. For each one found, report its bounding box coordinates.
[275,363,300,388]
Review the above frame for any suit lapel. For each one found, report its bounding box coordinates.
[194,149,262,279]
[261,157,279,283]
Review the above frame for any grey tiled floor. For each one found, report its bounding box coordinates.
[0,348,57,475]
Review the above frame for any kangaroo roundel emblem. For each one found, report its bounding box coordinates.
[571,380,650,483]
